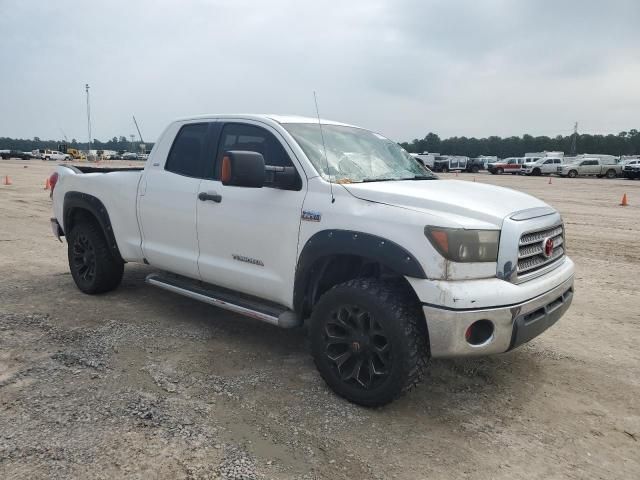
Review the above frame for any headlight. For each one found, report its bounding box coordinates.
[424,227,500,262]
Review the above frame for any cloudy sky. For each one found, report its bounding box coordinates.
[1,0,639,143]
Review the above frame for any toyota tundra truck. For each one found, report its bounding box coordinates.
[48,114,575,406]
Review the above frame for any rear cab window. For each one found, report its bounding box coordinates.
[165,123,210,178]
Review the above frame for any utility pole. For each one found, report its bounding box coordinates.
[570,121,578,156]
[130,134,135,153]
[85,84,92,158]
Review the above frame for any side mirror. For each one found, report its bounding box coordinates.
[265,165,300,190]
[221,151,265,188]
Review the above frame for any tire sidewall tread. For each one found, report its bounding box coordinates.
[67,220,124,294]
[309,278,428,407]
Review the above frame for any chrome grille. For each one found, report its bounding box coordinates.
[517,224,565,277]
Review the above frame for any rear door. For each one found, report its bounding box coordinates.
[196,121,306,306]
[138,122,214,279]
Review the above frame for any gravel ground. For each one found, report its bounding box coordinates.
[0,160,639,479]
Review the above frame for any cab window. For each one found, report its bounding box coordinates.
[165,123,209,178]
[215,123,301,190]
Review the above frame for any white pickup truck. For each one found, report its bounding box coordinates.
[49,114,575,406]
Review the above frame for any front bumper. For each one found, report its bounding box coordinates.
[422,275,574,358]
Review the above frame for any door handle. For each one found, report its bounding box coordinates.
[198,191,222,203]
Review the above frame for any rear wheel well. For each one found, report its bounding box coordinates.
[66,207,99,233]
[299,254,420,319]
[63,198,123,263]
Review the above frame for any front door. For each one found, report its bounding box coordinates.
[196,121,306,307]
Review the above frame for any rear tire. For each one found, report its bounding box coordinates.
[309,278,428,407]
[67,220,124,294]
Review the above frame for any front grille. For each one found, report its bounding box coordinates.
[517,224,564,277]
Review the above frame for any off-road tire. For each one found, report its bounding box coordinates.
[309,278,428,407]
[67,219,124,294]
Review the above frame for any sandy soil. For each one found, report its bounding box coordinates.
[0,159,638,479]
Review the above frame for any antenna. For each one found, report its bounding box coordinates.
[313,91,335,203]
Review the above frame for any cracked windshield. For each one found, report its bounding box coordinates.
[284,123,435,183]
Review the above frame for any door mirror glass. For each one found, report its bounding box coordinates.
[221,150,265,188]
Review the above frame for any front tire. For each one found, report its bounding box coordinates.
[568,170,578,178]
[496,167,504,175]
[309,278,428,407]
[67,220,124,294]
[606,169,616,179]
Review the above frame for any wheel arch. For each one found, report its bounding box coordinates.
[63,191,123,262]
[293,230,427,318]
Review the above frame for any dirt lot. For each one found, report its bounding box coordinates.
[0,159,639,479]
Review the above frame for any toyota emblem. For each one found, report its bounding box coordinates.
[542,237,554,258]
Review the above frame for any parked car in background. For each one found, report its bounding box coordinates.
[464,157,485,173]
[488,157,524,175]
[522,157,563,176]
[43,150,71,161]
[121,152,138,160]
[622,161,640,179]
[432,155,469,172]
[557,158,622,178]
[1,149,32,160]
[410,153,435,169]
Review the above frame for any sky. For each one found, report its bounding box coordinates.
[1,0,639,144]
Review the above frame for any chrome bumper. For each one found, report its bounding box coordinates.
[423,276,574,358]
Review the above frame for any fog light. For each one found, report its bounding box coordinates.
[465,320,494,346]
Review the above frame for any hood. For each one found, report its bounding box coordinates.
[342,179,551,227]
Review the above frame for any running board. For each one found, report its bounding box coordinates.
[145,273,300,328]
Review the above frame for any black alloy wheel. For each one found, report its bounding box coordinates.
[323,305,391,390]
[72,232,97,283]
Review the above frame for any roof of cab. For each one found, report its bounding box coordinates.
[174,113,357,128]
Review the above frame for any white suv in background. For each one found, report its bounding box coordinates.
[522,157,563,176]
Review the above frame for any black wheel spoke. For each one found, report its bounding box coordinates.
[323,303,392,391]
[72,233,96,283]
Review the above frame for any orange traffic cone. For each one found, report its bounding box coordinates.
[620,193,628,206]
[3,175,12,185]
[44,178,50,190]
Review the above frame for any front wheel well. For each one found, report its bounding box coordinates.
[297,254,421,320]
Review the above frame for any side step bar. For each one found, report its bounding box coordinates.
[145,273,301,328]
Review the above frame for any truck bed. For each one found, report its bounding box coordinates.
[63,164,144,174]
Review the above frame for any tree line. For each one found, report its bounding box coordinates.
[0,136,153,152]
[3,129,640,158]
[399,130,640,158]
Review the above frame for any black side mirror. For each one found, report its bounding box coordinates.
[221,151,265,188]
[265,165,300,190]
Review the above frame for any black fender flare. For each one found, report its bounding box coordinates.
[293,229,427,314]
[63,191,123,262]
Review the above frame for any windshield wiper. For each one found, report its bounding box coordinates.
[406,175,437,180]
[360,177,399,183]
[360,175,437,182]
